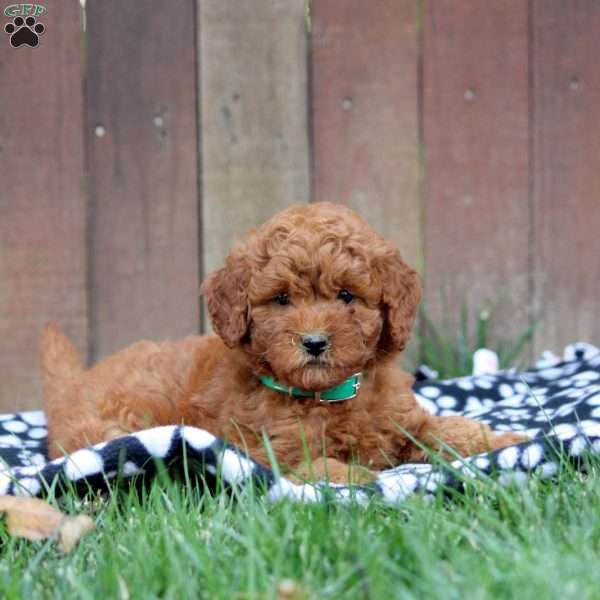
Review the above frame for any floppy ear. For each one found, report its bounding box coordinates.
[377,250,422,354]
[201,257,251,348]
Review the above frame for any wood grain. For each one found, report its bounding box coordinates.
[422,1,530,345]
[531,0,600,354]
[311,0,421,272]
[198,0,311,328]
[86,0,200,360]
[0,2,87,409]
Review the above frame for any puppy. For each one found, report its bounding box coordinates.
[42,202,524,483]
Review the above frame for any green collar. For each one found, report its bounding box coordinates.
[258,373,362,403]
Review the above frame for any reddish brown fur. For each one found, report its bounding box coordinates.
[42,203,524,481]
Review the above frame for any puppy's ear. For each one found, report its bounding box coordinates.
[201,257,251,348]
[377,250,421,354]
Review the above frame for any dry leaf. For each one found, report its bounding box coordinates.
[276,579,305,600]
[0,495,95,552]
[58,514,95,553]
[0,496,63,540]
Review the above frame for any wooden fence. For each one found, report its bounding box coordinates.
[1,0,599,410]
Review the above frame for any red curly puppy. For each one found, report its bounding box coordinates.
[41,202,524,483]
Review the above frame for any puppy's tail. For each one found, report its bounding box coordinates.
[40,322,85,380]
[40,322,85,412]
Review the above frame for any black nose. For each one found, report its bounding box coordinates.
[302,333,329,356]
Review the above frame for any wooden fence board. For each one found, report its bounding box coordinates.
[311,0,421,272]
[423,1,530,347]
[0,2,87,409]
[531,0,600,354]
[86,0,200,360]
[198,0,310,321]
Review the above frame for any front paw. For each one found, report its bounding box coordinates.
[489,432,528,450]
[291,457,377,485]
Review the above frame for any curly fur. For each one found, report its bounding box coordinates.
[42,202,524,482]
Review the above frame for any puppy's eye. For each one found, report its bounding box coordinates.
[337,289,354,304]
[274,293,290,306]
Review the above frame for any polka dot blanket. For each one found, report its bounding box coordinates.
[1,342,599,504]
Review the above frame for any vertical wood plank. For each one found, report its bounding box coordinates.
[311,0,421,271]
[423,1,530,344]
[86,0,200,360]
[0,2,87,409]
[198,0,311,309]
[532,0,600,354]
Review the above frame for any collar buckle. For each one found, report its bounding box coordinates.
[319,373,362,403]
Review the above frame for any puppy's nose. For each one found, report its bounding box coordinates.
[301,333,329,356]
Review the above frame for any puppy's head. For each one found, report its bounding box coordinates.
[202,202,420,391]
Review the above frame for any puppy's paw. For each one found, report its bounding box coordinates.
[489,432,529,450]
[291,457,377,485]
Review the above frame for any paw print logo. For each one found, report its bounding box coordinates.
[4,16,45,48]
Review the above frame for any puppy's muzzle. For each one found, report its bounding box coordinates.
[301,333,329,357]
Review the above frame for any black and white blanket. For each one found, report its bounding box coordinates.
[1,343,599,504]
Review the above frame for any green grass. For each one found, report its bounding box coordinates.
[2,459,600,599]
[412,302,538,379]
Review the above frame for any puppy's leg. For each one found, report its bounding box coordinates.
[292,457,377,485]
[409,416,527,461]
